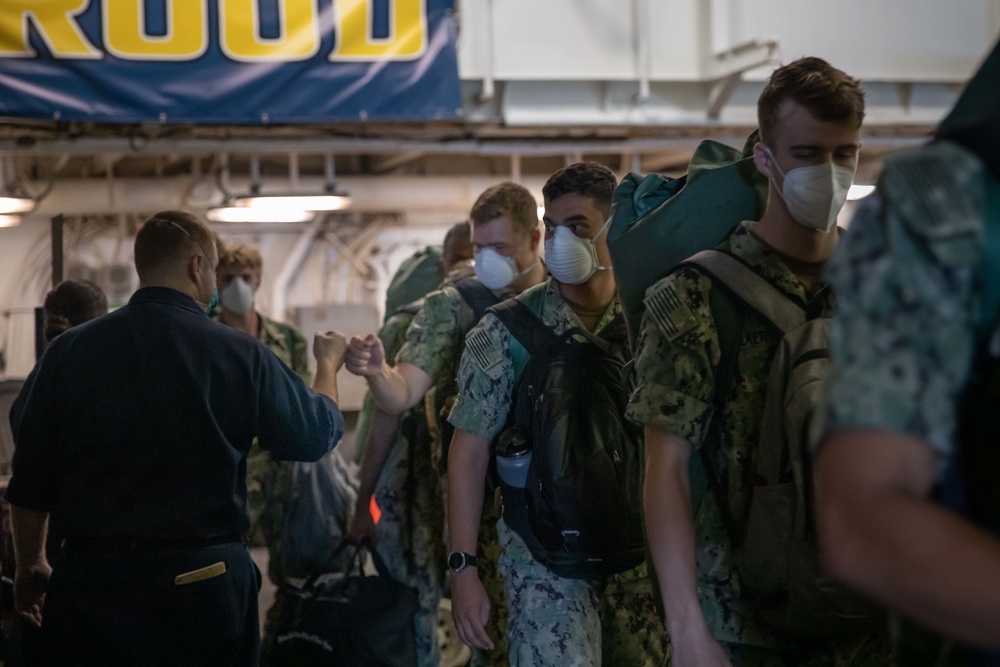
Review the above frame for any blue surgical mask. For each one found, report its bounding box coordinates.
[202,288,219,315]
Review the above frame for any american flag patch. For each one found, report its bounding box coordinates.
[645,283,697,342]
[467,329,503,376]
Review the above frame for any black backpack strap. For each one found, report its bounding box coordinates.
[453,277,503,321]
[596,312,629,347]
[488,298,560,357]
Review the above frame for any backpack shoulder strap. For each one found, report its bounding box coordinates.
[690,282,746,548]
[685,249,806,334]
[489,299,559,383]
[596,312,629,347]
[453,276,502,321]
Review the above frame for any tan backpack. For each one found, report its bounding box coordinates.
[686,249,882,640]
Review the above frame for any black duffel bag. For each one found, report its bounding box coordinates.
[271,545,419,667]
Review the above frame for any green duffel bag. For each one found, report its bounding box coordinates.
[384,245,443,322]
[607,131,768,346]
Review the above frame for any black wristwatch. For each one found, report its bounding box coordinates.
[448,551,478,573]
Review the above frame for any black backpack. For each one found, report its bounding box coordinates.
[490,294,645,580]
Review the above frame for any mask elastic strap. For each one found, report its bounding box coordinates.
[515,257,538,278]
[167,220,212,264]
[591,216,613,272]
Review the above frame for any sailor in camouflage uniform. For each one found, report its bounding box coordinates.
[345,183,547,667]
[215,242,312,569]
[814,40,1000,666]
[628,59,891,666]
[214,242,314,662]
[348,224,472,667]
[448,164,670,667]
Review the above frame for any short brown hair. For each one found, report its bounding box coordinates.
[134,210,216,281]
[469,182,538,237]
[757,57,866,145]
[542,162,617,217]
[218,242,263,272]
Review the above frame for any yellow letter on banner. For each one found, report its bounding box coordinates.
[219,0,319,62]
[330,0,427,61]
[0,0,101,59]
[104,0,207,61]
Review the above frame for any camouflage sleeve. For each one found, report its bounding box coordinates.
[820,183,983,458]
[396,286,462,379]
[287,324,313,385]
[447,313,514,442]
[626,266,719,447]
[379,311,413,365]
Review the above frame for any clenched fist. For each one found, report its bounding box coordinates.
[313,331,349,370]
[345,334,387,378]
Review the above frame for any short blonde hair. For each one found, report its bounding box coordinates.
[218,242,263,272]
[470,182,538,238]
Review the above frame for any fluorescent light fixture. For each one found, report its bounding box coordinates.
[537,206,545,220]
[0,196,34,214]
[0,214,21,227]
[847,184,876,201]
[206,207,316,224]
[233,194,352,211]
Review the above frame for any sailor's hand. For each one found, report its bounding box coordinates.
[14,560,51,629]
[345,335,386,378]
[451,568,494,651]
[314,331,349,371]
[348,501,378,548]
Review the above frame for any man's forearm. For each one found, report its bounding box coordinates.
[447,430,490,554]
[817,431,1000,649]
[367,362,432,416]
[312,360,340,405]
[644,429,710,638]
[11,505,49,568]
[356,407,403,505]
[839,489,1000,648]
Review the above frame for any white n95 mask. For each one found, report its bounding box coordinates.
[544,217,612,285]
[767,148,855,232]
[219,276,255,315]
[474,248,522,290]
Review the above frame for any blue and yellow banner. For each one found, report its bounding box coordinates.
[0,0,461,123]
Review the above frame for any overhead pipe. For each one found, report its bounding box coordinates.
[24,175,551,218]
[476,0,497,103]
[0,136,745,159]
[632,0,652,104]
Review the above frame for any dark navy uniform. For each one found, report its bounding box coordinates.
[7,287,344,666]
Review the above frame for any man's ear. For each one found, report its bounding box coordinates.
[529,227,541,251]
[187,253,202,284]
[753,141,774,179]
